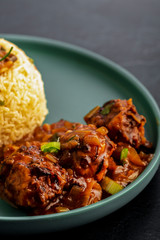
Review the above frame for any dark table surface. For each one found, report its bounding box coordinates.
[0,0,160,239]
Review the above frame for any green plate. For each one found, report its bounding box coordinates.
[0,34,160,234]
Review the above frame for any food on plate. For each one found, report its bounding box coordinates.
[0,39,48,147]
[0,99,153,215]
[0,40,154,215]
[84,99,147,149]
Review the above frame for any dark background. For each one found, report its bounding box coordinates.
[0,0,160,239]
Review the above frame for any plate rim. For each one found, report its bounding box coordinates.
[0,33,160,223]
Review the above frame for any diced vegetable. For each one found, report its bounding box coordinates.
[45,154,58,163]
[127,146,145,166]
[96,126,108,135]
[41,141,60,153]
[101,102,114,115]
[55,207,70,213]
[120,148,128,161]
[84,134,100,145]
[84,106,100,119]
[101,176,123,195]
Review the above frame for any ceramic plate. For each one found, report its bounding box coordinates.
[0,34,160,234]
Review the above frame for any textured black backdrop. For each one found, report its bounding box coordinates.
[0,0,160,239]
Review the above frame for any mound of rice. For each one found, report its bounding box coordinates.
[0,39,48,146]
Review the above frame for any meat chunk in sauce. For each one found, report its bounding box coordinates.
[84,99,147,149]
[0,141,67,209]
[108,142,153,187]
[59,124,115,181]
[63,177,102,210]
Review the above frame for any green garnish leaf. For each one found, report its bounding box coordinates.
[0,47,13,62]
[0,100,5,106]
[120,148,128,161]
[41,141,60,153]
[101,103,113,115]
